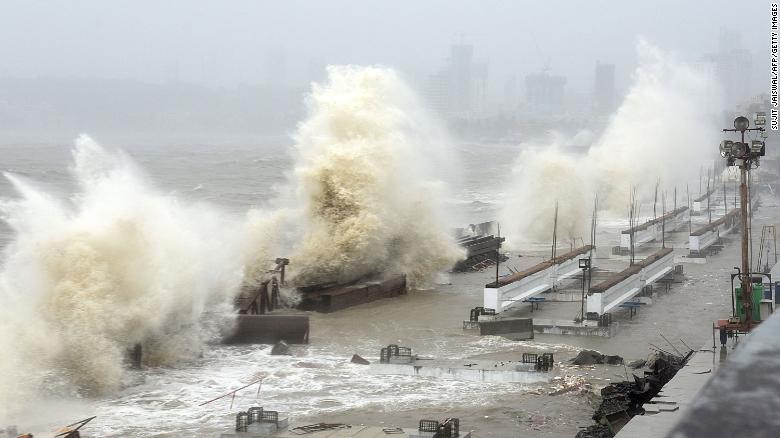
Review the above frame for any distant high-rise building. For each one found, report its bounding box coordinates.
[423,43,488,117]
[472,60,489,113]
[594,62,615,114]
[525,71,566,115]
[449,44,474,114]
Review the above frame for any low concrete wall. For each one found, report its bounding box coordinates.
[478,317,534,340]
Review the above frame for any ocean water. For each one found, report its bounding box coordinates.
[0,134,768,437]
[0,137,544,436]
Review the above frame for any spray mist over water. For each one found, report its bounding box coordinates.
[249,66,462,288]
[504,145,594,246]
[0,135,243,420]
[589,40,724,210]
[503,40,724,244]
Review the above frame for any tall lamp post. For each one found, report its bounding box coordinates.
[720,114,767,330]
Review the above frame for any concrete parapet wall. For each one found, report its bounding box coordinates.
[483,247,591,312]
[587,274,641,315]
[619,208,689,251]
[689,209,739,255]
[587,249,674,316]
[640,250,674,285]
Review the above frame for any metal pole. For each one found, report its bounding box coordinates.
[707,171,712,224]
[199,378,265,406]
[687,184,692,234]
[581,267,586,322]
[495,223,500,286]
[661,191,666,248]
[551,201,559,261]
[699,165,702,196]
[740,129,753,330]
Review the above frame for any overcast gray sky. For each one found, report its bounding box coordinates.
[0,0,771,94]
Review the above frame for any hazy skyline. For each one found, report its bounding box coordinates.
[0,0,770,95]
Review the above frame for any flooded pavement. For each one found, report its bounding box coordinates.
[2,142,776,437]
[50,195,775,438]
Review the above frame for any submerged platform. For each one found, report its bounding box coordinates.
[371,345,554,384]
[533,318,617,337]
[222,408,470,438]
[369,358,553,384]
[221,314,310,344]
[277,425,470,437]
[297,275,407,312]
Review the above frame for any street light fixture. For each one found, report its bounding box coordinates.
[734,116,750,131]
[751,140,766,156]
[721,115,767,330]
[719,140,734,157]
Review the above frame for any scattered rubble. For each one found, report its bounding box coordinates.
[575,350,692,437]
[270,340,291,355]
[350,354,370,365]
[571,350,624,366]
[548,375,591,396]
[453,252,509,272]
[576,424,613,438]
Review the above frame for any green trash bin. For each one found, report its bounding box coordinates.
[735,284,764,322]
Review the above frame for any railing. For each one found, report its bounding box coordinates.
[469,306,495,322]
[235,407,279,432]
[380,344,413,364]
[420,418,461,438]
